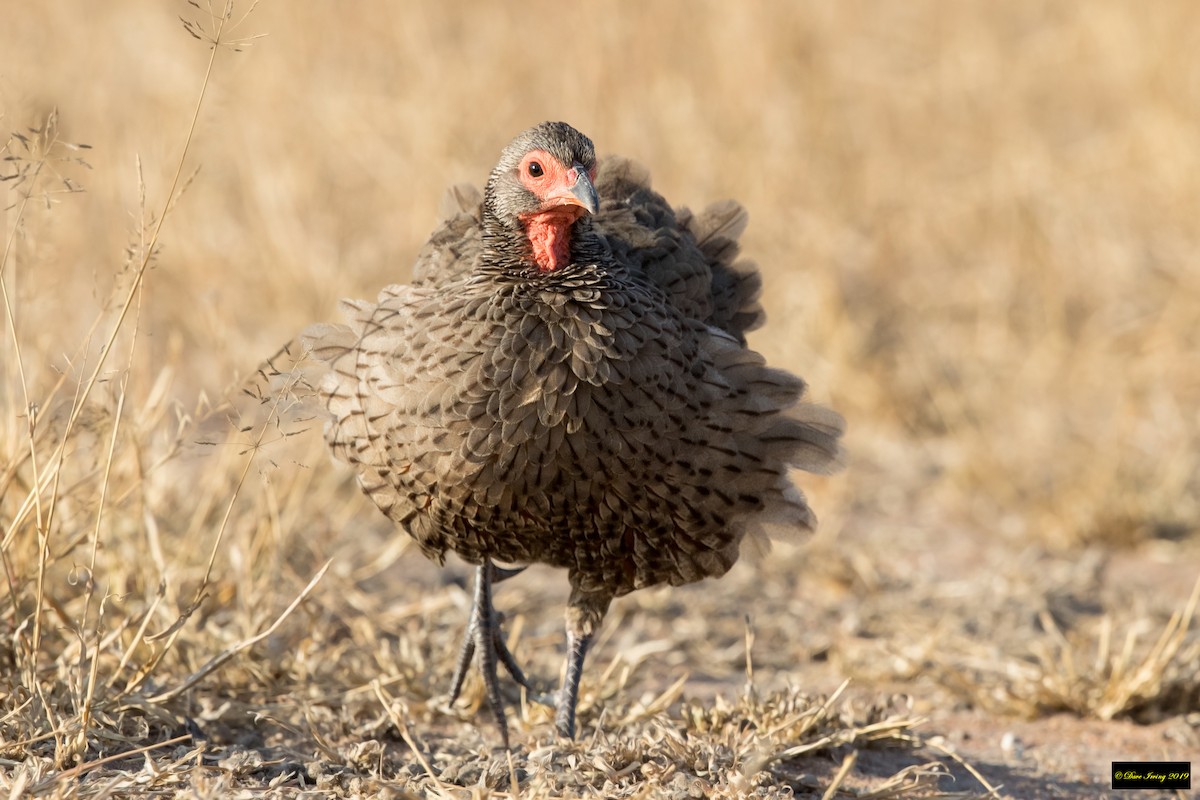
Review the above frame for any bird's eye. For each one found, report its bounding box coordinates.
[528,161,544,178]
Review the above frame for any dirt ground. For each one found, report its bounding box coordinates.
[782,507,1200,798]
[413,474,1200,798]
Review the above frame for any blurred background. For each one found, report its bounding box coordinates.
[6,1,1198,548]
[2,0,1198,790]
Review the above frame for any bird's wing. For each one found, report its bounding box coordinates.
[411,183,484,288]
[592,156,764,343]
[300,283,456,468]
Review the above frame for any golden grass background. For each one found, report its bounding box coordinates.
[2,1,1199,797]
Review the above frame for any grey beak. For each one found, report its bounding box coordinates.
[569,164,600,215]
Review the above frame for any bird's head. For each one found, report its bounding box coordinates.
[483,121,599,273]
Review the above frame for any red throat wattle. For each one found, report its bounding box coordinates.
[519,205,587,272]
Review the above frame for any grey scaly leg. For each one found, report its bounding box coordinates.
[446,561,530,747]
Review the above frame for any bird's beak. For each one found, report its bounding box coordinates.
[568,165,600,215]
[544,164,599,216]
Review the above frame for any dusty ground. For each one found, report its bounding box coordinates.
[341,505,1200,798]
[3,1,1199,798]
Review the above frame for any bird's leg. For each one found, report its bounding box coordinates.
[446,560,530,747]
[556,584,612,739]
[555,628,592,739]
[446,622,476,706]
[448,562,530,700]
[490,564,531,688]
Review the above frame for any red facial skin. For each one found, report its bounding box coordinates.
[516,149,595,272]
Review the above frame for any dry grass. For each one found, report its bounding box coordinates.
[2,1,1198,797]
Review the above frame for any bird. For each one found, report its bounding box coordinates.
[301,121,844,748]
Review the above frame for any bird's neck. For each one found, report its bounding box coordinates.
[482,208,588,276]
[518,207,587,272]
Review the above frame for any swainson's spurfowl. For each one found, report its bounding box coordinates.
[302,121,844,747]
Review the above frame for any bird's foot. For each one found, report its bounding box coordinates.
[446,561,530,748]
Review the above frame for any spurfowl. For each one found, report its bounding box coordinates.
[302,121,844,747]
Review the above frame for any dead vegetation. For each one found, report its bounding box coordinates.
[2,1,1198,797]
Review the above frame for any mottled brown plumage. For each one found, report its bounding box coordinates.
[302,121,844,746]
